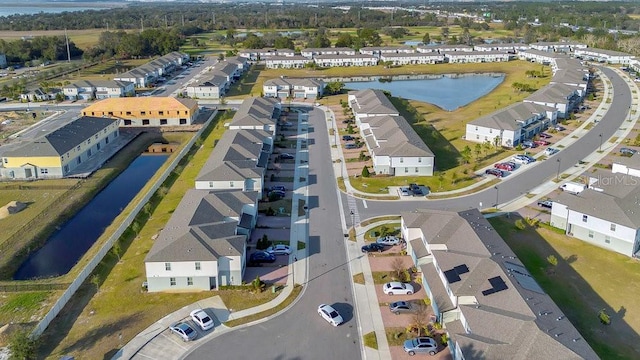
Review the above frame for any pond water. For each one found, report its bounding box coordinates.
[344,74,504,111]
[14,154,168,280]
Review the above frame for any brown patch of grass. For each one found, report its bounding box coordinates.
[353,273,365,285]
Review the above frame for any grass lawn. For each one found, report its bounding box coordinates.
[489,215,640,360]
[0,291,54,325]
[35,112,239,359]
[363,331,378,349]
[363,223,401,242]
[386,327,411,346]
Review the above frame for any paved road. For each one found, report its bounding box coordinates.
[348,67,632,221]
[184,108,361,360]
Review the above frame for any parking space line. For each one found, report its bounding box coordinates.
[161,332,189,350]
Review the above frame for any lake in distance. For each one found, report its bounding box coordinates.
[344,74,505,111]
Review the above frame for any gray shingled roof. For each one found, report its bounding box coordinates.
[264,78,323,88]
[63,80,132,90]
[401,208,598,360]
[229,97,279,127]
[349,89,398,115]
[3,116,116,158]
[363,115,434,157]
[145,189,257,262]
[469,102,554,131]
[525,83,578,104]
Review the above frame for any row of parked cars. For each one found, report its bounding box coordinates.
[169,308,215,342]
[361,235,402,253]
[486,154,537,178]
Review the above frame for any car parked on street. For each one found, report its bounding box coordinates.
[361,243,385,253]
[389,300,418,315]
[485,168,504,178]
[318,304,344,326]
[537,199,553,209]
[383,282,414,295]
[266,244,292,255]
[513,154,535,164]
[345,143,359,149]
[190,309,214,331]
[534,139,550,146]
[620,147,637,157]
[544,147,559,156]
[494,162,515,171]
[377,236,400,246]
[403,337,438,356]
[170,322,198,342]
[399,187,411,196]
[249,251,276,263]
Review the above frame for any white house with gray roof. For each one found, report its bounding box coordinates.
[194,129,272,194]
[528,41,587,53]
[524,83,582,118]
[300,47,356,58]
[263,78,324,99]
[465,102,557,147]
[574,48,634,65]
[264,55,312,69]
[551,168,640,257]
[349,89,434,176]
[445,51,511,64]
[417,44,473,54]
[402,208,598,360]
[379,52,444,65]
[63,80,135,100]
[144,189,259,292]
[360,46,415,57]
[313,54,378,67]
[227,97,281,133]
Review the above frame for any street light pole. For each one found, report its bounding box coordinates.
[599,133,603,152]
[494,186,499,210]
[556,158,561,181]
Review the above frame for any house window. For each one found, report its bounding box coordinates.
[418,158,422,163]
[179,119,187,125]
[405,167,408,173]
[77,158,81,165]
[415,167,419,173]
[142,119,150,125]
[195,262,201,270]
[105,137,109,144]
[230,181,234,187]
[94,134,98,140]
[126,111,132,115]
[160,119,167,125]
[40,168,48,174]
[208,181,214,188]
[77,145,81,151]
[187,277,193,286]
[475,126,478,131]
[63,165,69,173]
[582,215,588,222]
[170,277,176,286]
[87,149,92,157]
[97,143,100,151]
[605,236,611,244]
[140,111,146,115]
[159,111,164,115]
[165,262,171,271]
[87,138,91,144]
[610,224,616,231]
[400,157,404,163]
[588,230,594,238]
[108,112,113,116]
[476,135,479,140]
[124,120,132,126]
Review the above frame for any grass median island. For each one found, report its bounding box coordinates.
[223,284,303,328]
[489,215,640,360]
[36,112,241,359]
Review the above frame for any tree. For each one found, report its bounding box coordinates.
[334,32,354,48]
[474,143,482,159]
[451,171,458,185]
[325,81,345,95]
[409,302,430,336]
[243,34,264,49]
[391,257,406,281]
[440,27,449,40]
[8,329,38,360]
[90,274,101,293]
[112,239,122,262]
[308,29,331,48]
[361,166,370,178]
[547,255,558,266]
[422,32,430,45]
[483,140,492,155]
[356,28,382,47]
[460,145,472,164]
[274,36,294,50]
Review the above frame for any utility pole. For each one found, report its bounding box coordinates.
[212,12,216,25]
[106,21,109,32]
[165,15,168,28]
[140,18,144,32]
[182,14,185,26]
[64,28,71,62]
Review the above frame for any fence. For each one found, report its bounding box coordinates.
[31,113,216,337]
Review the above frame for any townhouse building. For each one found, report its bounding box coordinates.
[379,53,445,66]
[523,83,582,118]
[473,43,526,53]
[0,116,119,179]
[360,46,415,57]
[574,48,635,65]
[314,54,378,67]
[263,78,324,99]
[465,102,557,148]
[238,48,277,61]
[550,166,640,257]
[402,208,598,360]
[445,51,511,64]
[227,97,281,133]
[62,80,135,100]
[518,49,564,65]
[114,52,189,88]
[529,41,588,53]
[348,89,434,176]
[264,55,312,69]
[416,44,473,54]
[82,97,199,127]
[19,88,58,102]
[300,47,356,58]
[185,58,247,99]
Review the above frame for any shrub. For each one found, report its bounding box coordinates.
[423,297,431,306]
[514,219,526,230]
[362,166,370,178]
[440,333,449,345]
[547,255,558,266]
[598,309,611,325]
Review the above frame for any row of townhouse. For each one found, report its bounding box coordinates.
[402,208,598,360]
[82,97,200,127]
[574,48,635,65]
[348,89,435,176]
[144,97,281,292]
[62,80,135,100]
[466,54,590,147]
[185,56,248,99]
[114,51,189,88]
[550,155,640,258]
[0,116,120,180]
[263,78,324,99]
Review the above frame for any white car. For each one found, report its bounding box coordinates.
[383,282,415,295]
[318,304,344,326]
[376,236,400,246]
[190,309,214,331]
[544,147,559,156]
[399,187,411,196]
[266,244,292,255]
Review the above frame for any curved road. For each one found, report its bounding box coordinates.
[185,67,632,360]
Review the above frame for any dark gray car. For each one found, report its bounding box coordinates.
[389,300,418,315]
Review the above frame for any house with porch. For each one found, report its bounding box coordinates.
[465,102,557,147]
[348,88,399,123]
[300,47,356,58]
[360,46,415,57]
[528,41,587,53]
[144,189,259,292]
[0,116,119,179]
[416,44,473,54]
[185,75,230,99]
[401,208,598,360]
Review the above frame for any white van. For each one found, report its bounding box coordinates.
[560,182,586,194]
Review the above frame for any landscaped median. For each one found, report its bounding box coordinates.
[223,284,303,327]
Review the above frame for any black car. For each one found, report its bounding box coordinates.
[485,168,504,178]
[409,183,423,196]
[342,135,354,141]
[620,148,637,157]
[279,153,295,160]
[361,243,385,253]
[250,251,276,263]
[537,200,553,209]
[389,301,418,315]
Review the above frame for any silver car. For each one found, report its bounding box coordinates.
[376,236,400,246]
[169,322,198,342]
[404,337,438,356]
